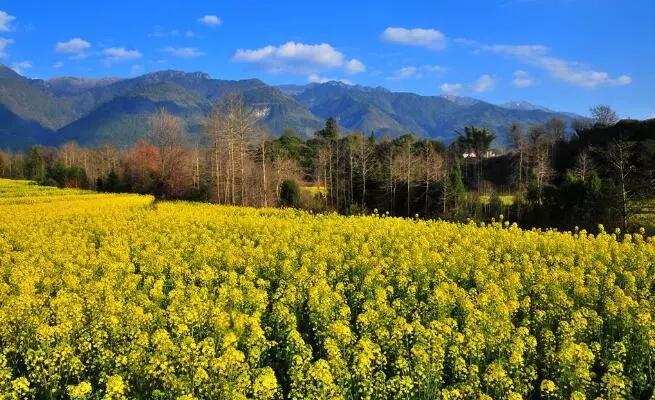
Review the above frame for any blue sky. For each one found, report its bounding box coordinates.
[0,0,653,118]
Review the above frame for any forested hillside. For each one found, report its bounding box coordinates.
[0,65,579,150]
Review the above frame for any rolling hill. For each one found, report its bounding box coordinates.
[0,64,583,150]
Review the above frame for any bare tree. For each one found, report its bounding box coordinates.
[204,93,261,204]
[545,118,566,142]
[99,145,121,176]
[393,135,415,216]
[377,134,395,212]
[191,142,203,191]
[508,123,528,190]
[315,118,340,209]
[590,105,619,126]
[545,117,566,151]
[420,142,444,217]
[346,134,357,207]
[574,149,595,182]
[60,141,82,168]
[0,150,7,177]
[356,132,375,208]
[605,139,635,230]
[528,124,553,205]
[272,157,300,205]
[148,109,188,196]
[254,128,270,207]
[315,146,330,206]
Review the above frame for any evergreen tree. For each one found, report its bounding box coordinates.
[25,147,45,183]
[279,179,301,207]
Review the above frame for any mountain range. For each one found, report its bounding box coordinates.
[0,64,584,150]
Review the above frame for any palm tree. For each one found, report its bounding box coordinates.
[457,126,496,192]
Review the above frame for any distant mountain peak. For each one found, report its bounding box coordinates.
[500,100,553,112]
[277,84,307,96]
[439,94,481,107]
[0,63,25,80]
[45,76,122,89]
[47,76,121,84]
[0,66,583,150]
[323,80,351,87]
[142,70,211,81]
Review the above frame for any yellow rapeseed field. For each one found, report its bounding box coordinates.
[0,179,653,399]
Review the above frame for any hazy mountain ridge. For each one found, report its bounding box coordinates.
[292,82,581,141]
[500,100,553,112]
[0,65,583,149]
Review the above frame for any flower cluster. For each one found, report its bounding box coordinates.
[0,179,654,399]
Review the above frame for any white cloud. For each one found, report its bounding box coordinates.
[308,73,352,85]
[512,70,534,88]
[439,74,495,94]
[102,47,142,64]
[70,52,89,60]
[0,37,13,58]
[11,61,32,75]
[130,64,144,76]
[475,42,631,88]
[234,42,343,70]
[149,27,195,39]
[345,59,366,73]
[197,15,221,27]
[388,64,447,79]
[53,61,64,68]
[233,41,364,75]
[381,27,446,50]
[392,66,418,79]
[440,83,462,95]
[472,74,496,93]
[0,10,16,32]
[55,38,91,54]
[163,47,206,57]
[422,65,449,73]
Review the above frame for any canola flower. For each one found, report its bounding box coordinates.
[0,179,654,399]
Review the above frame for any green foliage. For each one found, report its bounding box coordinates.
[316,117,340,141]
[280,179,301,207]
[47,161,89,188]
[25,146,45,183]
[98,170,121,193]
[457,126,496,156]
[277,128,305,160]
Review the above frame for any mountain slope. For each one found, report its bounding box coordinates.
[42,77,123,96]
[0,65,585,150]
[0,75,79,130]
[294,82,581,142]
[0,104,56,149]
[57,73,322,147]
[57,81,210,147]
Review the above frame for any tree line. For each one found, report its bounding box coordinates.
[1,98,653,233]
